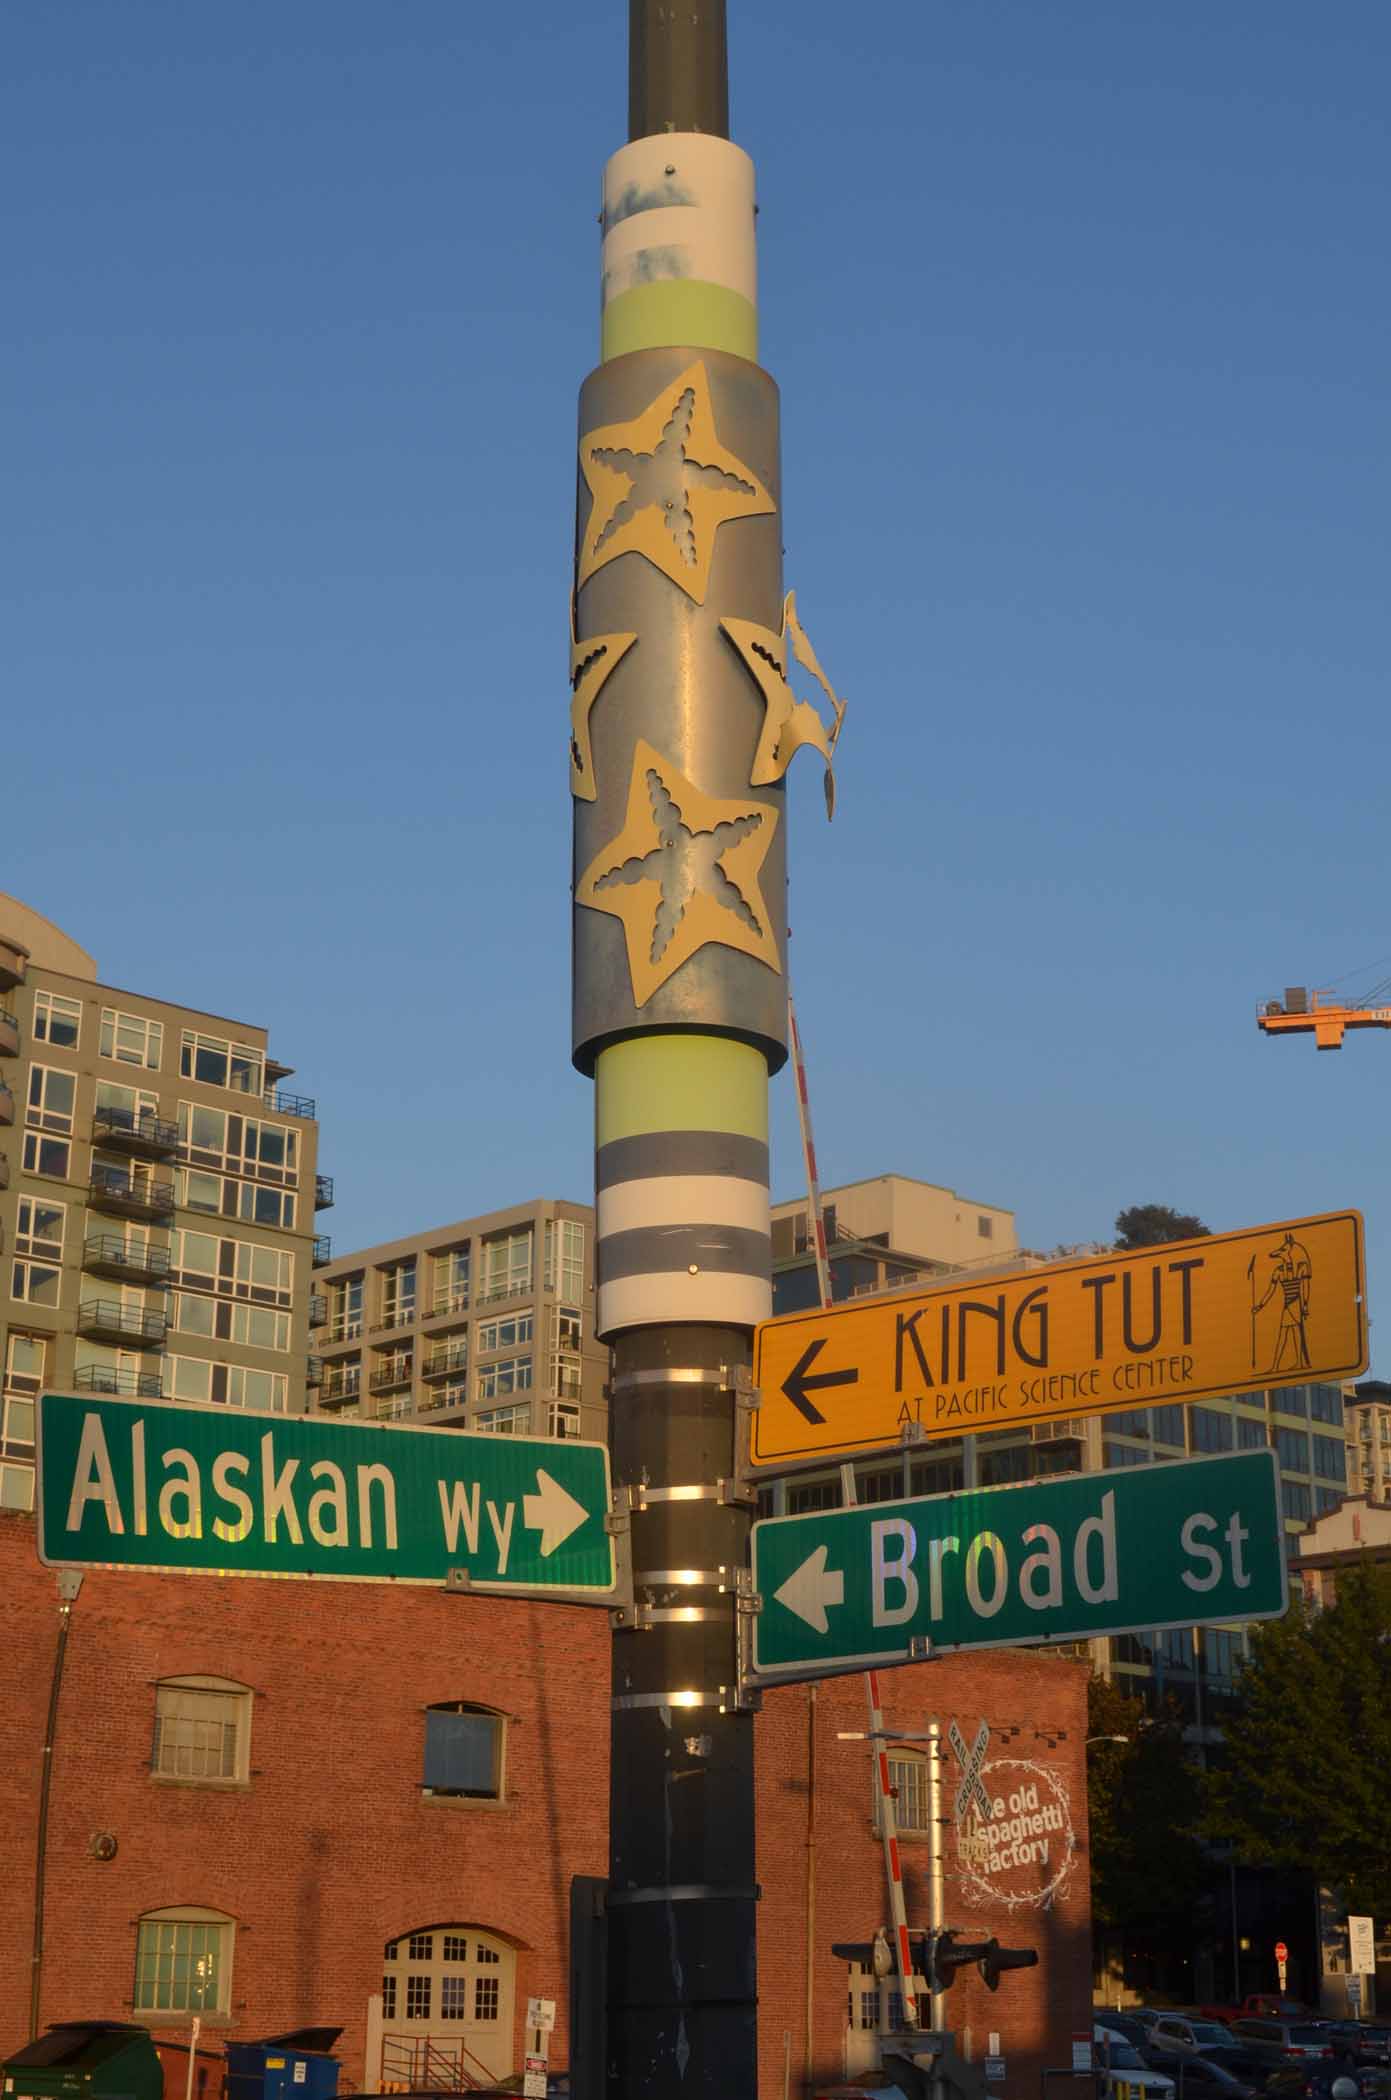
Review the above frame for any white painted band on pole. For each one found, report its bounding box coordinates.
[598,1173,771,1237]
[601,133,757,312]
[598,1268,771,1336]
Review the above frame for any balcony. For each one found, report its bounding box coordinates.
[417,1387,469,1415]
[307,1356,325,1387]
[0,934,28,992]
[91,1105,180,1159]
[264,1088,316,1120]
[423,1344,470,1381]
[476,1275,533,1308]
[320,1371,362,1408]
[315,1175,334,1210]
[313,1235,332,1267]
[370,1309,417,1337]
[368,1358,413,1395]
[75,1299,168,1349]
[83,1234,173,1286]
[0,1085,13,1127]
[0,1153,8,1191]
[88,1166,176,1221]
[308,1294,328,1328]
[0,1010,17,1057]
[427,1289,470,1322]
[372,1396,413,1422]
[72,1364,164,1400]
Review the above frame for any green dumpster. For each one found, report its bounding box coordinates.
[2,2023,164,2100]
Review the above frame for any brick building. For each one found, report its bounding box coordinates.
[0,1512,1092,2096]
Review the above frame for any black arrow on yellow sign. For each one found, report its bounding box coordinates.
[782,1339,859,1424]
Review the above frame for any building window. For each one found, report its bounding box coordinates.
[16,1195,66,1261]
[788,1478,840,1513]
[477,1355,532,1402]
[477,1403,530,1435]
[33,991,82,1049]
[153,1678,251,1785]
[180,1031,264,1097]
[1276,1427,1311,1474]
[327,1275,364,1341]
[1150,1405,1186,1447]
[172,1296,290,1353]
[441,1935,468,1963]
[101,1007,164,1070]
[405,1976,431,2021]
[5,1332,46,1397]
[548,1401,581,1439]
[977,1214,993,1239]
[381,1976,397,2020]
[27,1064,76,1135]
[1236,1415,1268,1449]
[1189,1406,1234,1454]
[474,1978,500,2023]
[178,1105,299,1187]
[879,1751,929,1834]
[164,1358,288,1413]
[168,1230,293,1307]
[133,1908,234,2016]
[440,1978,467,2021]
[1312,1433,1347,1483]
[0,1462,36,1510]
[431,1246,470,1316]
[12,1258,61,1307]
[477,1312,533,1354]
[379,1260,417,1331]
[478,1226,533,1305]
[1282,1479,1312,1522]
[544,1219,585,1302]
[1272,1384,1309,1419]
[423,1704,505,1800]
[22,1131,71,1178]
[1309,1383,1344,1426]
[95,1079,159,1129]
[1102,1440,1151,1468]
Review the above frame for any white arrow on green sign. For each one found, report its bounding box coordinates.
[751,1450,1285,1680]
[36,1391,615,1594]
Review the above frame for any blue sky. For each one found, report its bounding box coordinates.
[8,3,1389,1364]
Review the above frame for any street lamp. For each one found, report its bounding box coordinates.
[1085,1735,1130,1747]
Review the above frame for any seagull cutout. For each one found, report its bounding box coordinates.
[721,590,848,818]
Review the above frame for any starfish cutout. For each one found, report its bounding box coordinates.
[721,589,848,818]
[576,740,781,1005]
[569,594,637,802]
[577,362,776,605]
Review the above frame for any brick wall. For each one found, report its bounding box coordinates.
[0,1515,1092,2097]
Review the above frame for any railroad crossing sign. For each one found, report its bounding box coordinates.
[36,1391,615,1594]
[749,1449,1286,1680]
[949,1718,992,1821]
[750,1211,1366,1466]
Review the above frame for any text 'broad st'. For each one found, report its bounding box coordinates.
[750,1450,1285,1679]
[751,1211,1365,1464]
[37,1392,615,1593]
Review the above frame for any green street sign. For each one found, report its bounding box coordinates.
[750,1450,1285,1680]
[36,1391,615,1594]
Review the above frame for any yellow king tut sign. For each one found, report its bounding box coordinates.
[750,1211,1366,1466]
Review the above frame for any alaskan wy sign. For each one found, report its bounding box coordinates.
[36,1392,615,1593]
[751,1211,1365,1465]
[749,1450,1285,1680]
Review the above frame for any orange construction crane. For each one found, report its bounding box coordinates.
[1258,985,1391,1051]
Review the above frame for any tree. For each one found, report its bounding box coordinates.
[1086,1674,1205,1931]
[1206,1562,1391,1917]
[1114,1204,1210,1248]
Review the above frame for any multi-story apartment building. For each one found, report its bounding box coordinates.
[765,1174,1353,1720]
[1346,1378,1391,1502]
[311,1199,606,1445]
[0,894,327,1512]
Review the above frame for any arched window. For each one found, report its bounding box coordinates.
[152,1675,252,1786]
[422,1702,505,1801]
[134,1905,235,2016]
[381,1927,517,2085]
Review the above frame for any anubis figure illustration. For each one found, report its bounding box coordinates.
[1252,1230,1313,1373]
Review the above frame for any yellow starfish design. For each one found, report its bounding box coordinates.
[569,595,637,802]
[576,741,780,1005]
[577,362,776,605]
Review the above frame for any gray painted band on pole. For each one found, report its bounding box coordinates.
[597,1130,770,1188]
[598,1222,770,1282]
[612,1689,732,1710]
[607,1884,759,1907]
[628,0,729,141]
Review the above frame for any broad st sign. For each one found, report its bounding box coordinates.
[750,1450,1286,1680]
[36,1392,615,1594]
[750,1211,1365,1466]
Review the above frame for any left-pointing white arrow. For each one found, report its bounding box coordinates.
[774,1543,845,1634]
[522,1469,589,1557]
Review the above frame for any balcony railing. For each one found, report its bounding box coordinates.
[306,1356,324,1387]
[428,1288,470,1320]
[417,1388,468,1414]
[263,1088,316,1120]
[76,1299,168,1348]
[91,1105,180,1158]
[83,1234,173,1286]
[315,1174,334,1209]
[423,1345,470,1380]
[72,1364,164,1399]
[372,1397,413,1421]
[320,1373,362,1406]
[0,1010,17,1056]
[368,1359,413,1394]
[371,1308,417,1336]
[0,1086,14,1127]
[312,1235,332,1266]
[323,1316,362,1344]
[308,1294,328,1328]
[88,1166,176,1220]
[476,1274,533,1307]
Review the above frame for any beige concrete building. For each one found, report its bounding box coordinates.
[1346,1379,1391,1502]
[311,1199,607,1446]
[0,895,328,1511]
[1296,1489,1391,1608]
[770,1171,1018,1315]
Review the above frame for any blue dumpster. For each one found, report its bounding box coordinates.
[224,2030,340,2100]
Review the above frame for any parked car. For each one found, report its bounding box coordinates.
[1150,2019,1242,2055]
[1099,2016,1169,2052]
[1231,2022,1337,2069]
[1323,2030,1391,2071]
[1096,2026,1178,2100]
[1204,2002,1322,2025]
[1138,2049,1262,2100]
[1261,2068,1391,2100]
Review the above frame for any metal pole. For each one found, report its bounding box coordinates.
[629,0,729,139]
[927,1720,945,2030]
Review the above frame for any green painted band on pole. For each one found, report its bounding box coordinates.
[595,1033,768,1144]
[602,279,757,363]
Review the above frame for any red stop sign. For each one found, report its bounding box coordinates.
[1275,1941,1289,1962]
